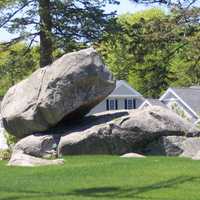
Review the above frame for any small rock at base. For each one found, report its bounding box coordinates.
[8,153,64,167]
[120,153,146,158]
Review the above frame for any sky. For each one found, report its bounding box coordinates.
[106,0,155,14]
[0,0,157,42]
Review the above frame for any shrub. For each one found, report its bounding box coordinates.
[3,130,18,150]
[0,149,11,160]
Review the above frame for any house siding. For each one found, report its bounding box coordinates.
[88,80,144,115]
[89,97,144,115]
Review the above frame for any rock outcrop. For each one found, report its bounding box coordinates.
[144,136,200,158]
[144,136,185,156]
[1,48,115,138]
[12,134,59,158]
[58,106,199,156]
[7,106,200,165]
[7,134,62,167]
[8,153,64,167]
[3,48,200,166]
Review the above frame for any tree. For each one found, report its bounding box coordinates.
[0,0,119,67]
[170,29,200,87]
[129,0,198,8]
[0,43,38,96]
[99,8,200,97]
[99,9,171,97]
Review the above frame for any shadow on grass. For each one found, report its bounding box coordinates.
[0,176,199,200]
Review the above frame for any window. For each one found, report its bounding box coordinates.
[106,99,118,110]
[127,99,133,109]
[110,100,115,110]
[124,99,136,109]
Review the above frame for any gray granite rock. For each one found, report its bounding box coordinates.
[145,136,200,158]
[144,136,186,156]
[1,48,115,138]
[58,106,200,155]
[8,153,64,167]
[12,134,58,158]
[181,137,200,158]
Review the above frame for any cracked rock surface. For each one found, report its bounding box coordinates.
[1,48,115,138]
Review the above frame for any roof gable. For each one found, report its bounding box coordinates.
[139,99,166,109]
[160,87,200,117]
[146,99,167,107]
[171,87,200,115]
[110,80,142,97]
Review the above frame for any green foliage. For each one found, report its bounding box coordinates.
[3,130,17,149]
[99,8,170,97]
[99,8,200,98]
[130,0,199,9]
[0,149,11,160]
[0,156,200,199]
[0,0,16,8]
[0,43,38,96]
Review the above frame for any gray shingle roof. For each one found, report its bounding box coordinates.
[110,80,142,97]
[171,87,200,114]
[146,99,167,107]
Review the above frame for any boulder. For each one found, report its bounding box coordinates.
[12,134,59,158]
[192,151,200,160]
[120,153,145,158]
[58,106,200,156]
[1,48,115,138]
[144,136,185,156]
[181,137,200,158]
[8,153,64,167]
[144,136,200,158]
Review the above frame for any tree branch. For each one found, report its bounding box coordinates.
[0,32,39,50]
[23,35,38,56]
[0,0,35,28]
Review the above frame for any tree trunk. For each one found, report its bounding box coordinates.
[38,0,53,68]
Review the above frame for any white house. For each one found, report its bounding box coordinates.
[159,87,200,123]
[89,80,145,114]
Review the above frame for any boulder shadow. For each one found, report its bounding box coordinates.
[70,176,200,199]
[0,175,199,200]
[41,110,129,136]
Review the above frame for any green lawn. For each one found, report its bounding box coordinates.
[0,156,200,200]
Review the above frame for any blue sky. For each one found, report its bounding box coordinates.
[0,0,156,42]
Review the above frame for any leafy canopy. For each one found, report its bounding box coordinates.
[99,7,200,98]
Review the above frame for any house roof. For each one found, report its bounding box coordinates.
[139,98,166,109]
[109,80,143,97]
[146,99,167,107]
[170,87,200,115]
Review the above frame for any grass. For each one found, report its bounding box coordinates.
[0,156,200,200]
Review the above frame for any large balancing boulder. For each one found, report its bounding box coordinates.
[1,48,115,138]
